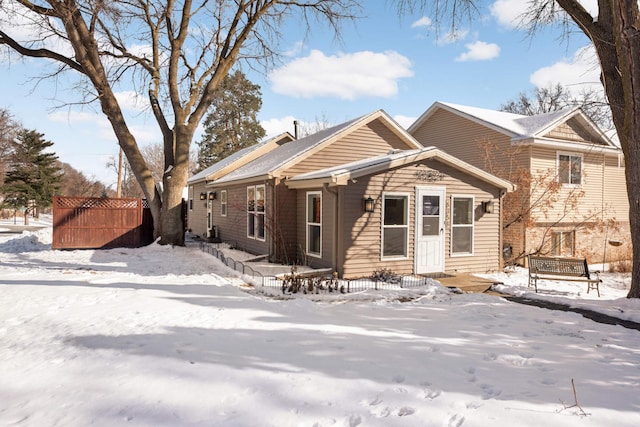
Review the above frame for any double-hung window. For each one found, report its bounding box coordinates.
[382,194,409,259]
[220,190,227,217]
[558,152,582,185]
[306,192,322,257]
[552,230,575,257]
[451,196,474,255]
[247,185,265,240]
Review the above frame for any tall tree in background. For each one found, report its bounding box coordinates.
[501,83,614,131]
[398,0,640,298]
[57,162,105,197]
[1,129,62,224]
[197,70,265,170]
[0,108,20,188]
[0,0,360,246]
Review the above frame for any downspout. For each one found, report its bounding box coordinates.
[324,183,340,276]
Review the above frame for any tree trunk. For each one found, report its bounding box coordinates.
[592,0,640,297]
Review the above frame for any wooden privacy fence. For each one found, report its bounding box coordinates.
[52,196,154,250]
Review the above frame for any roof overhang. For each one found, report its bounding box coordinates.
[286,148,516,192]
[512,137,623,156]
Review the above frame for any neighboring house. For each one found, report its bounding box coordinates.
[188,109,514,278]
[408,101,629,265]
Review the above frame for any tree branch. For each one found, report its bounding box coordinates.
[0,30,84,73]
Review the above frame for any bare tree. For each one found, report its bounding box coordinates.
[57,162,105,197]
[501,83,614,132]
[398,0,640,298]
[0,0,361,246]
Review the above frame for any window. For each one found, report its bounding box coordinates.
[552,231,575,257]
[382,194,409,258]
[220,190,227,217]
[306,192,322,257]
[247,185,265,240]
[189,198,193,210]
[451,196,474,255]
[558,153,582,185]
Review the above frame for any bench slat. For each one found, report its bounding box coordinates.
[528,255,601,297]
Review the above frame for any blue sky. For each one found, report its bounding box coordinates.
[0,0,600,187]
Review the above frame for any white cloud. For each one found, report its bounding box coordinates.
[0,0,73,58]
[490,0,527,29]
[436,29,469,45]
[283,41,305,57]
[269,50,413,100]
[115,91,149,112]
[411,16,432,28]
[530,45,602,96]
[261,116,299,138]
[490,0,600,29]
[393,115,417,129]
[455,41,500,62]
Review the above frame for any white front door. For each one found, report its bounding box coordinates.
[415,187,445,274]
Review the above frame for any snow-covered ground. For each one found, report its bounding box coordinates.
[1,218,639,427]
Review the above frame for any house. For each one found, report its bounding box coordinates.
[408,101,629,265]
[187,131,294,239]
[187,109,514,278]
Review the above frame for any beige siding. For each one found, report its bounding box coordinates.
[295,187,335,270]
[603,154,629,220]
[543,117,607,145]
[210,181,270,255]
[410,109,516,174]
[285,119,415,176]
[339,159,503,278]
[530,146,608,221]
[273,183,298,263]
[187,183,209,237]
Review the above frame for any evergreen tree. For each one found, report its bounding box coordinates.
[196,70,266,170]
[1,129,62,223]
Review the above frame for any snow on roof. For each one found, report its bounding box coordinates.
[187,133,292,184]
[213,114,368,184]
[438,102,577,137]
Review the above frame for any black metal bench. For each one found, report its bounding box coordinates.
[528,255,601,297]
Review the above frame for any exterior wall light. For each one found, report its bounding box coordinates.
[199,192,206,200]
[208,192,216,200]
[482,200,494,214]
[364,196,375,213]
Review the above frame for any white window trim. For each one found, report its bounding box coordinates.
[306,191,322,258]
[247,185,266,241]
[450,195,474,257]
[220,190,227,217]
[557,151,583,186]
[381,192,410,260]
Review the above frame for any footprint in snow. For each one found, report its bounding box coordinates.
[397,406,415,416]
[420,387,441,400]
[348,414,362,426]
[447,413,465,427]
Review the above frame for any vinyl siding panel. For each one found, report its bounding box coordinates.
[410,109,515,173]
[339,159,503,278]
[543,117,605,144]
[530,146,607,222]
[285,120,414,176]
[603,154,629,220]
[211,181,270,255]
[295,187,335,270]
[187,183,209,237]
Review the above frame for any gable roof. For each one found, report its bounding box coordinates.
[211,109,423,186]
[187,132,294,185]
[286,146,515,192]
[408,101,617,149]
